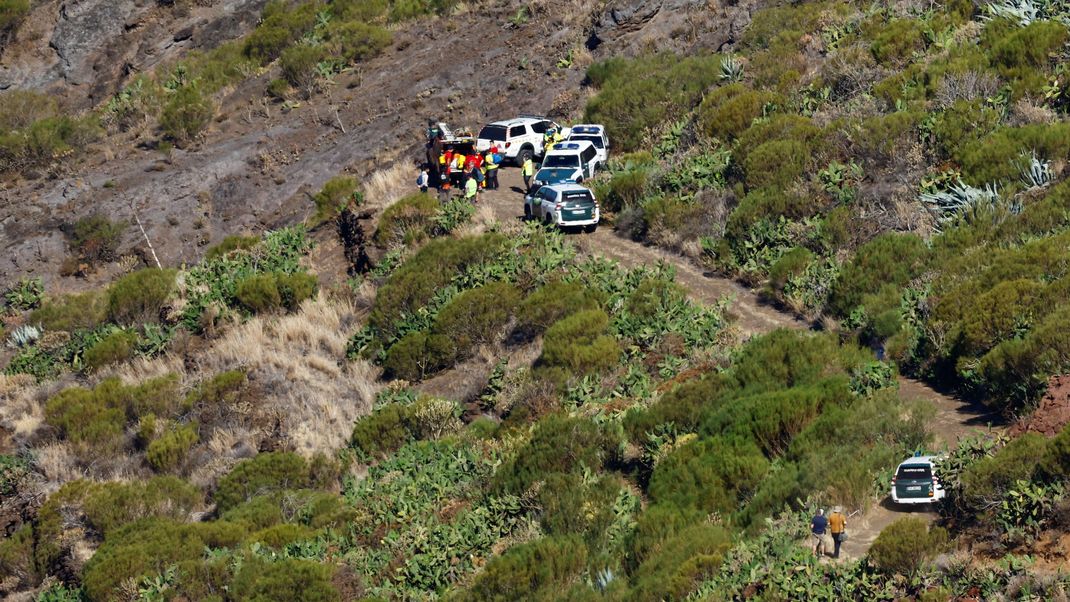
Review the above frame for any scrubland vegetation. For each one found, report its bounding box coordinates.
[5,0,1070,599]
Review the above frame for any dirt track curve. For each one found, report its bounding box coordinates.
[478,167,1006,559]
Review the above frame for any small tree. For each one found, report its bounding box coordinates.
[868,517,948,577]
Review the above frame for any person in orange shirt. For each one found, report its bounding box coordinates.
[828,507,847,559]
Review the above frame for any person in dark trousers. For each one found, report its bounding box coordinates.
[810,508,827,557]
[829,507,847,559]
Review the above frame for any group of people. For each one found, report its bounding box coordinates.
[421,122,501,203]
[810,507,848,559]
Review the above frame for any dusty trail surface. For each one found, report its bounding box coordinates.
[479,167,1006,559]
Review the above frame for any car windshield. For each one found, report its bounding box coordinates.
[562,190,594,204]
[478,125,507,141]
[536,168,576,183]
[896,464,933,480]
[570,135,604,149]
[543,154,579,168]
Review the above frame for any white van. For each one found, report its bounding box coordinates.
[566,124,609,167]
[540,141,598,182]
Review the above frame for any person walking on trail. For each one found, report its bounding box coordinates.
[416,165,430,193]
[464,175,478,203]
[810,509,828,557]
[829,507,847,559]
[522,155,535,190]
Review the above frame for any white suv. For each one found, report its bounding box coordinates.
[890,455,946,505]
[524,183,600,232]
[476,116,564,165]
[566,124,609,167]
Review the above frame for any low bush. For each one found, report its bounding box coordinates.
[983,19,1068,97]
[960,433,1047,507]
[603,168,650,212]
[382,331,455,380]
[516,280,604,336]
[235,271,317,313]
[146,423,199,472]
[44,375,181,452]
[768,247,814,294]
[280,44,325,92]
[699,83,776,141]
[311,175,362,226]
[351,402,417,458]
[585,53,722,151]
[159,84,214,146]
[742,138,810,190]
[494,414,611,494]
[648,436,769,514]
[327,21,393,63]
[68,214,125,264]
[460,535,587,601]
[956,123,1070,186]
[930,99,1002,159]
[205,235,259,260]
[539,308,620,376]
[243,0,319,64]
[433,282,520,350]
[30,291,107,332]
[828,233,929,316]
[230,557,339,601]
[629,522,732,601]
[373,192,440,247]
[868,517,949,577]
[0,113,101,174]
[868,18,926,66]
[82,329,137,371]
[107,268,177,324]
[213,452,310,512]
[0,0,30,41]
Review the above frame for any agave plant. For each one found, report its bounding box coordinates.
[920,179,1003,224]
[1018,150,1054,189]
[719,54,745,83]
[984,0,1070,24]
[6,324,41,349]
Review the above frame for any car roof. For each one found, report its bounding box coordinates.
[897,455,942,466]
[485,117,547,128]
[542,183,592,193]
[569,124,605,134]
[546,140,595,154]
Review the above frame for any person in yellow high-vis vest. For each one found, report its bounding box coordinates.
[522,156,535,190]
[484,147,500,190]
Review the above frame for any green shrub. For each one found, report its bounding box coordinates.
[205,235,259,260]
[494,414,610,494]
[277,272,317,310]
[0,113,101,173]
[331,0,388,22]
[213,452,310,512]
[83,329,137,370]
[735,114,825,171]
[351,402,417,458]
[853,111,922,166]
[961,433,1047,507]
[868,517,949,577]
[235,273,282,312]
[160,84,214,146]
[311,175,362,226]
[44,375,180,452]
[30,290,108,331]
[146,423,199,472]
[742,138,810,190]
[373,192,440,247]
[327,21,393,63]
[725,189,815,243]
[69,214,125,263]
[370,234,506,339]
[868,18,926,66]
[699,83,775,141]
[1043,423,1070,479]
[828,233,929,316]
[539,308,620,376]
[249,523,316,548]
[956,123,1070,186]
[983,19,1068,96]
[516,281,603,335]
[461,535,587,601]
[978,302,1070,408]
[930,100,1002,159]
[243,1,319,63]
[433,282,521,351]
[0,524,34,591]
[382,331,455,380]
[629,523,732,601]
[649,437,769,514]
[585,53,722,151]
[107,267,177,325]
[742,2,828,48]
[603,167,650,212]
[768,247,814,294]
[280,44,326,93]
[243,25,293,63]
[231,556,339,601]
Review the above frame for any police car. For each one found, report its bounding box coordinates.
[566,124,609,167]
[890,454,946,505]
[524,183,600,232]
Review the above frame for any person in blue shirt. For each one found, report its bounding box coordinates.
[810,508,828,557]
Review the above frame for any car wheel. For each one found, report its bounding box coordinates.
[584,223,598,233]
[543,213,554,228]
[517,147,533,167]
[523,204,532,220]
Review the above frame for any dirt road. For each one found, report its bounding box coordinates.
[478,167,1006,559]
